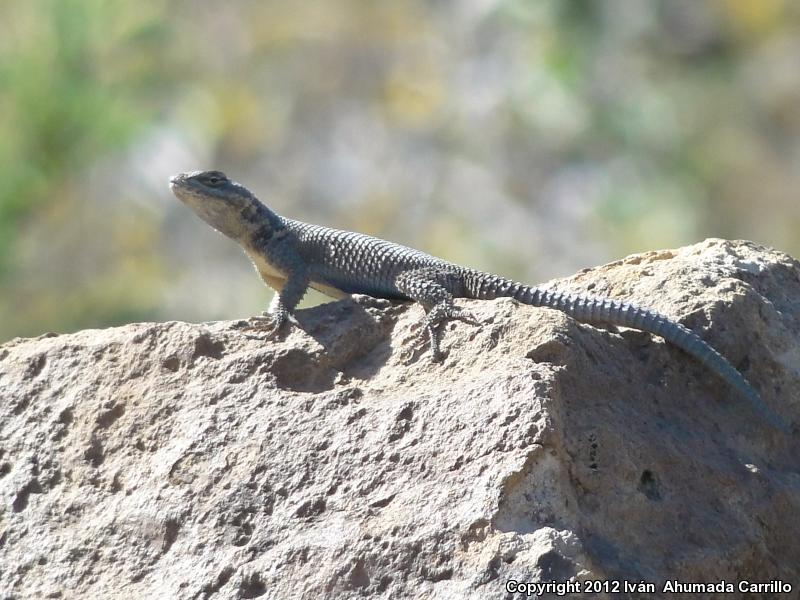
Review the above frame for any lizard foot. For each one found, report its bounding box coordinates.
[234,312,290,340]
[425,304,480,329]
[426,323,445,363]
[399,323,445,365]
[420,304,481,362]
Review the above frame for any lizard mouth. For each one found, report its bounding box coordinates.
[168,173,195,206]
[169,173,186,188]
[169,173,196,202]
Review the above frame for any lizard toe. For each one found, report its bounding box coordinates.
[450,307,480,327]
[237,313,288,339]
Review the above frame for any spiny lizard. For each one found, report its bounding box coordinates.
[169,170,789,433]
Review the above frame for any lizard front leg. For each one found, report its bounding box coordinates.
[244,269,309,337]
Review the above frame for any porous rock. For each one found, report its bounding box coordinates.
[1,239,798,599]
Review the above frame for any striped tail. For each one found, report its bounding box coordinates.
[467,273,789,432]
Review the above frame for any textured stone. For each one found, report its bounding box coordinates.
[1,239,798,599]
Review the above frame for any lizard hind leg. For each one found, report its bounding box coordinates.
[395,268,480,361]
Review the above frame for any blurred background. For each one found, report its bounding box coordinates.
[1,0,799,341]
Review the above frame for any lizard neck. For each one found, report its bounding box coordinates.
[240,199,285,250]
[175,180,285,245]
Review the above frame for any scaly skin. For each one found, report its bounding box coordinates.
[169,170,789,433]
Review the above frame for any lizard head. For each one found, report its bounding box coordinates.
[170,170,264,240]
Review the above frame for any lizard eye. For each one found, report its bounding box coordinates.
[202,173,227,187]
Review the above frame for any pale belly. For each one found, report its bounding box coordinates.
[245,248,349,300]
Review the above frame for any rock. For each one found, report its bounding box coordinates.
[1,238,798,599]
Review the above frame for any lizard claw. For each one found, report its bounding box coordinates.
[400,324,445,365]
[236,313,288,340]
[412,304,481,363]
[426,324,445,363]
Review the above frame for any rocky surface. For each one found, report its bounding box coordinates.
[1,238,799,600]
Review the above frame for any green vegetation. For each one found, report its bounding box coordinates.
[1,0,798,340]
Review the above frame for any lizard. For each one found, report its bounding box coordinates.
[169,169,790,433]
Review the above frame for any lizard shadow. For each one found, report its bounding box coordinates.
[291,297,402,384]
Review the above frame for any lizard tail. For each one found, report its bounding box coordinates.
[467,273,789,432]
